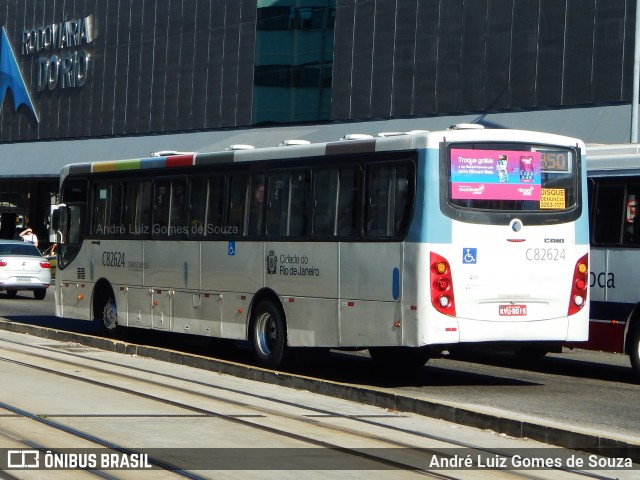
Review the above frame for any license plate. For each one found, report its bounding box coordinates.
[16,277,30,283]
[499,304,527,316]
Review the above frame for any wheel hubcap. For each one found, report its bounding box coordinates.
[255,312,276,357]
[103,299,117,330]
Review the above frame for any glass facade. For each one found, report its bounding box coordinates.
[253,0,335,123]
[0,0,637,245]
[0,0,635,138]
[332,0,636,119]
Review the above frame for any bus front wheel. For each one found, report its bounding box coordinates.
[251,301,288,369]
[95,294,119,337]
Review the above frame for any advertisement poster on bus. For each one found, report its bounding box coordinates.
[450,149,541,201]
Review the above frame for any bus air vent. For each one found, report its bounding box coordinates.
[225,144,255,150]
[279,139,311,146]
[447,123,485,130]
[340,134,374,141]
[377,132,407,137]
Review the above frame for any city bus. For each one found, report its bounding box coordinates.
[586,143,640,379]
[54,126,589,369]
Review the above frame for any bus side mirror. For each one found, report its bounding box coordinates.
[53,204,66,244]
[51,208,60,230]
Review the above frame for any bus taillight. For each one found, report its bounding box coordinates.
[568,253,589,316]
[430,252,456,316]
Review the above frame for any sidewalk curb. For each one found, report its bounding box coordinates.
[1,319,637,462]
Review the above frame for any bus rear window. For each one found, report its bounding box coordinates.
[447,144,578,212]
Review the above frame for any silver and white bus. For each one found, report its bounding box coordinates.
[586,143,640,379]
[55,126,589,369]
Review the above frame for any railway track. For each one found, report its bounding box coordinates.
[0,333,629,479]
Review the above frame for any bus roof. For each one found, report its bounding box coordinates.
[586,143,640,175]
[60,127,584,180]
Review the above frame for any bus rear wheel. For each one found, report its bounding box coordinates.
[251,301,288,369]
[368,347,430,370]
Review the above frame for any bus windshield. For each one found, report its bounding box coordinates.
[447,143,578,214]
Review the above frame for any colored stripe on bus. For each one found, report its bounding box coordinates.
[92,159,140,172]
[139,157,165,169]
[166,155,194,168]
[89,155,194,173]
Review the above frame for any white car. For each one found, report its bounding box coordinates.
[0,240,51,300]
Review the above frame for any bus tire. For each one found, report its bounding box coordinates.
[628,326,640,381]
[251,300,288,369]
[368,347,430,370]
[95,291,119,337]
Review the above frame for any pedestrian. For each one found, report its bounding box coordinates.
[19,225,38,248]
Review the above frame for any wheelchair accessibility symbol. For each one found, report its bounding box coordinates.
[462,248,477,264]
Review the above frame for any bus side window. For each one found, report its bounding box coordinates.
[289,170,309,236]
[394,165,412,237]
[593,182,625,245]
[266,170,308,237]
[92,181,121,236]
[67,204,84,245]
[247,174,265,236]
[123,180,152,237]
[312,169,338,237]
[336,168,360,237]
[169,179,188,235]
[267,172,289,237]
[365,164,412,238]
[366,166,392,237]
[207,176,225,236]
[188,177,208,236]
[625,183,640,244]
[228,176,249,234]
[153,180,171,234]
